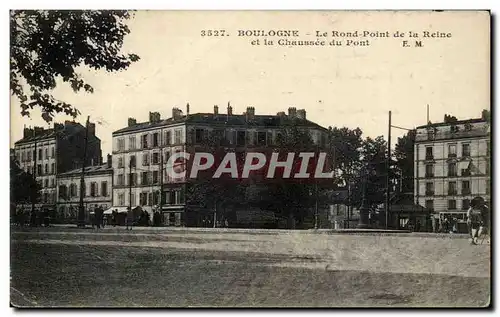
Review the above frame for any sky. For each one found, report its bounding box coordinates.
[10,10,490,157]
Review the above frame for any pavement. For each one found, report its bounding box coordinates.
[10,226,491,308]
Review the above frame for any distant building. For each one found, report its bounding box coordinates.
[111,104,329,226]
[13,121,102,213]
[414,116,491,230]
[56,156,113,223]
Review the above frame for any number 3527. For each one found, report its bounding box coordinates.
[200,30,227,37]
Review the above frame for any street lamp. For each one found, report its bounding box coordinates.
[357,165,370,229]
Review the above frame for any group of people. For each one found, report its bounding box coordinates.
[12,208,50,227]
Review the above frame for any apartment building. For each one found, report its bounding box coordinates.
[56,156,113,223]
[111,104,329,226]
[13,121,102,213]
[414,117,491,229]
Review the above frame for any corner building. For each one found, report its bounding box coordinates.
[111,104,329,226]
[414,118,491,230]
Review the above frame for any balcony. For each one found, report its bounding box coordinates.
[425,154,434,161]
[425,173,434,178]
[462,189,471,195]
[425,190,435,196]
[448,190,457,196]
[448,153,457,159]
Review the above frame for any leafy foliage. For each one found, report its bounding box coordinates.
[10,156,40,204]
[10,10,140,122]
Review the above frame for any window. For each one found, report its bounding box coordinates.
[462,143,470,157]
[164,150,171,164]
[462,180,470,195]
[51,178,55,187]
[117,174,124,186]
[486,181,490,194]
[195,129,205,144]
[117,138,125,152]
[51,163,55,174]
[130,193,136,206]
[90,182,97,197]
[142,172,149,185]
[128,173,137,186]
[164,131,171,145]
[129,136,136,150]
[140,192,148,206]
[425,164,434,178]
[153,133,159,147]
[27,151,31,161]
[257,131,267,146]
[148,193,153,206]
[20,152,25,162]
[118,193,125,206]
[153,192,160,205]
[37,164,42,176]
[152,152,160,164]
[141,134,149,149]
[153,171,159,184]
[174,129,182,144]
[448,181,457,195]
[425,182,434,195]
[39,149,43,160]
[45,148,48,159]
[142,153,150,166]
[425,200,434,211]
[43,193,48,203]
[425,146,433,159]
[448,163,457,177]
[129,155,136,168]
[101,181,108,197]
[70,184,77,197]
[487,141,490,156]
[461,166,471,177]
[59,185,68,199]
[237,131,246,146]
[448,200,457,210]
[118,157,124,168]
[448,144,457,157]
[45,164,48,174]
[462,199,470,210]
[51,147,55,158]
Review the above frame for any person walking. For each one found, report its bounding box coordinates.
[126,207,134,231]
[467,205,483,245]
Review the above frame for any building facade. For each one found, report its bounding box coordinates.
[414,118,491,229]
[111,104,329,226]
[13,121,102,213]
[56,158,113,223]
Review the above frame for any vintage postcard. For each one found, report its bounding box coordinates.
[10,10,491,308]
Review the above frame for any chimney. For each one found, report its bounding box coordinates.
[23,127,33,138]
[276,111,286,117]
[34,126,44,136]
[246,106,255,120]
[227,104,233,116]
[128,118,137,127]
[288,107,297,118]
[107,154,112,168]
[54,123,64,131]
[214,105,219,115]
[87,122,96,136]
[172,107,184,120]
[149,112,161,123]
[297,109,306,120]
[186,103,190,117]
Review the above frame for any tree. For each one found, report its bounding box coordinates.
[10,10,140,122]
[481,109,491,122]
[394,130,416,194]
[358,136,388,207]
[328,126,363,187]
[10,157,40,205]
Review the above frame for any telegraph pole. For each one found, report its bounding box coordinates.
[385,111,392,229]
[77,116,90,228]
[159,150,164,217]
[129,157,133,214]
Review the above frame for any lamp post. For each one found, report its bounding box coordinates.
[357,165,370,229]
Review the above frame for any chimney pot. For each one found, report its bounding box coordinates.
[214,105,219,115]
[107,154,112,168]
[227,105,233,116]
[297,109,307,120]
[128,118,137,127]
[288,107,297,118]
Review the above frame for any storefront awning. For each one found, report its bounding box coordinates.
[103,207,129,215]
